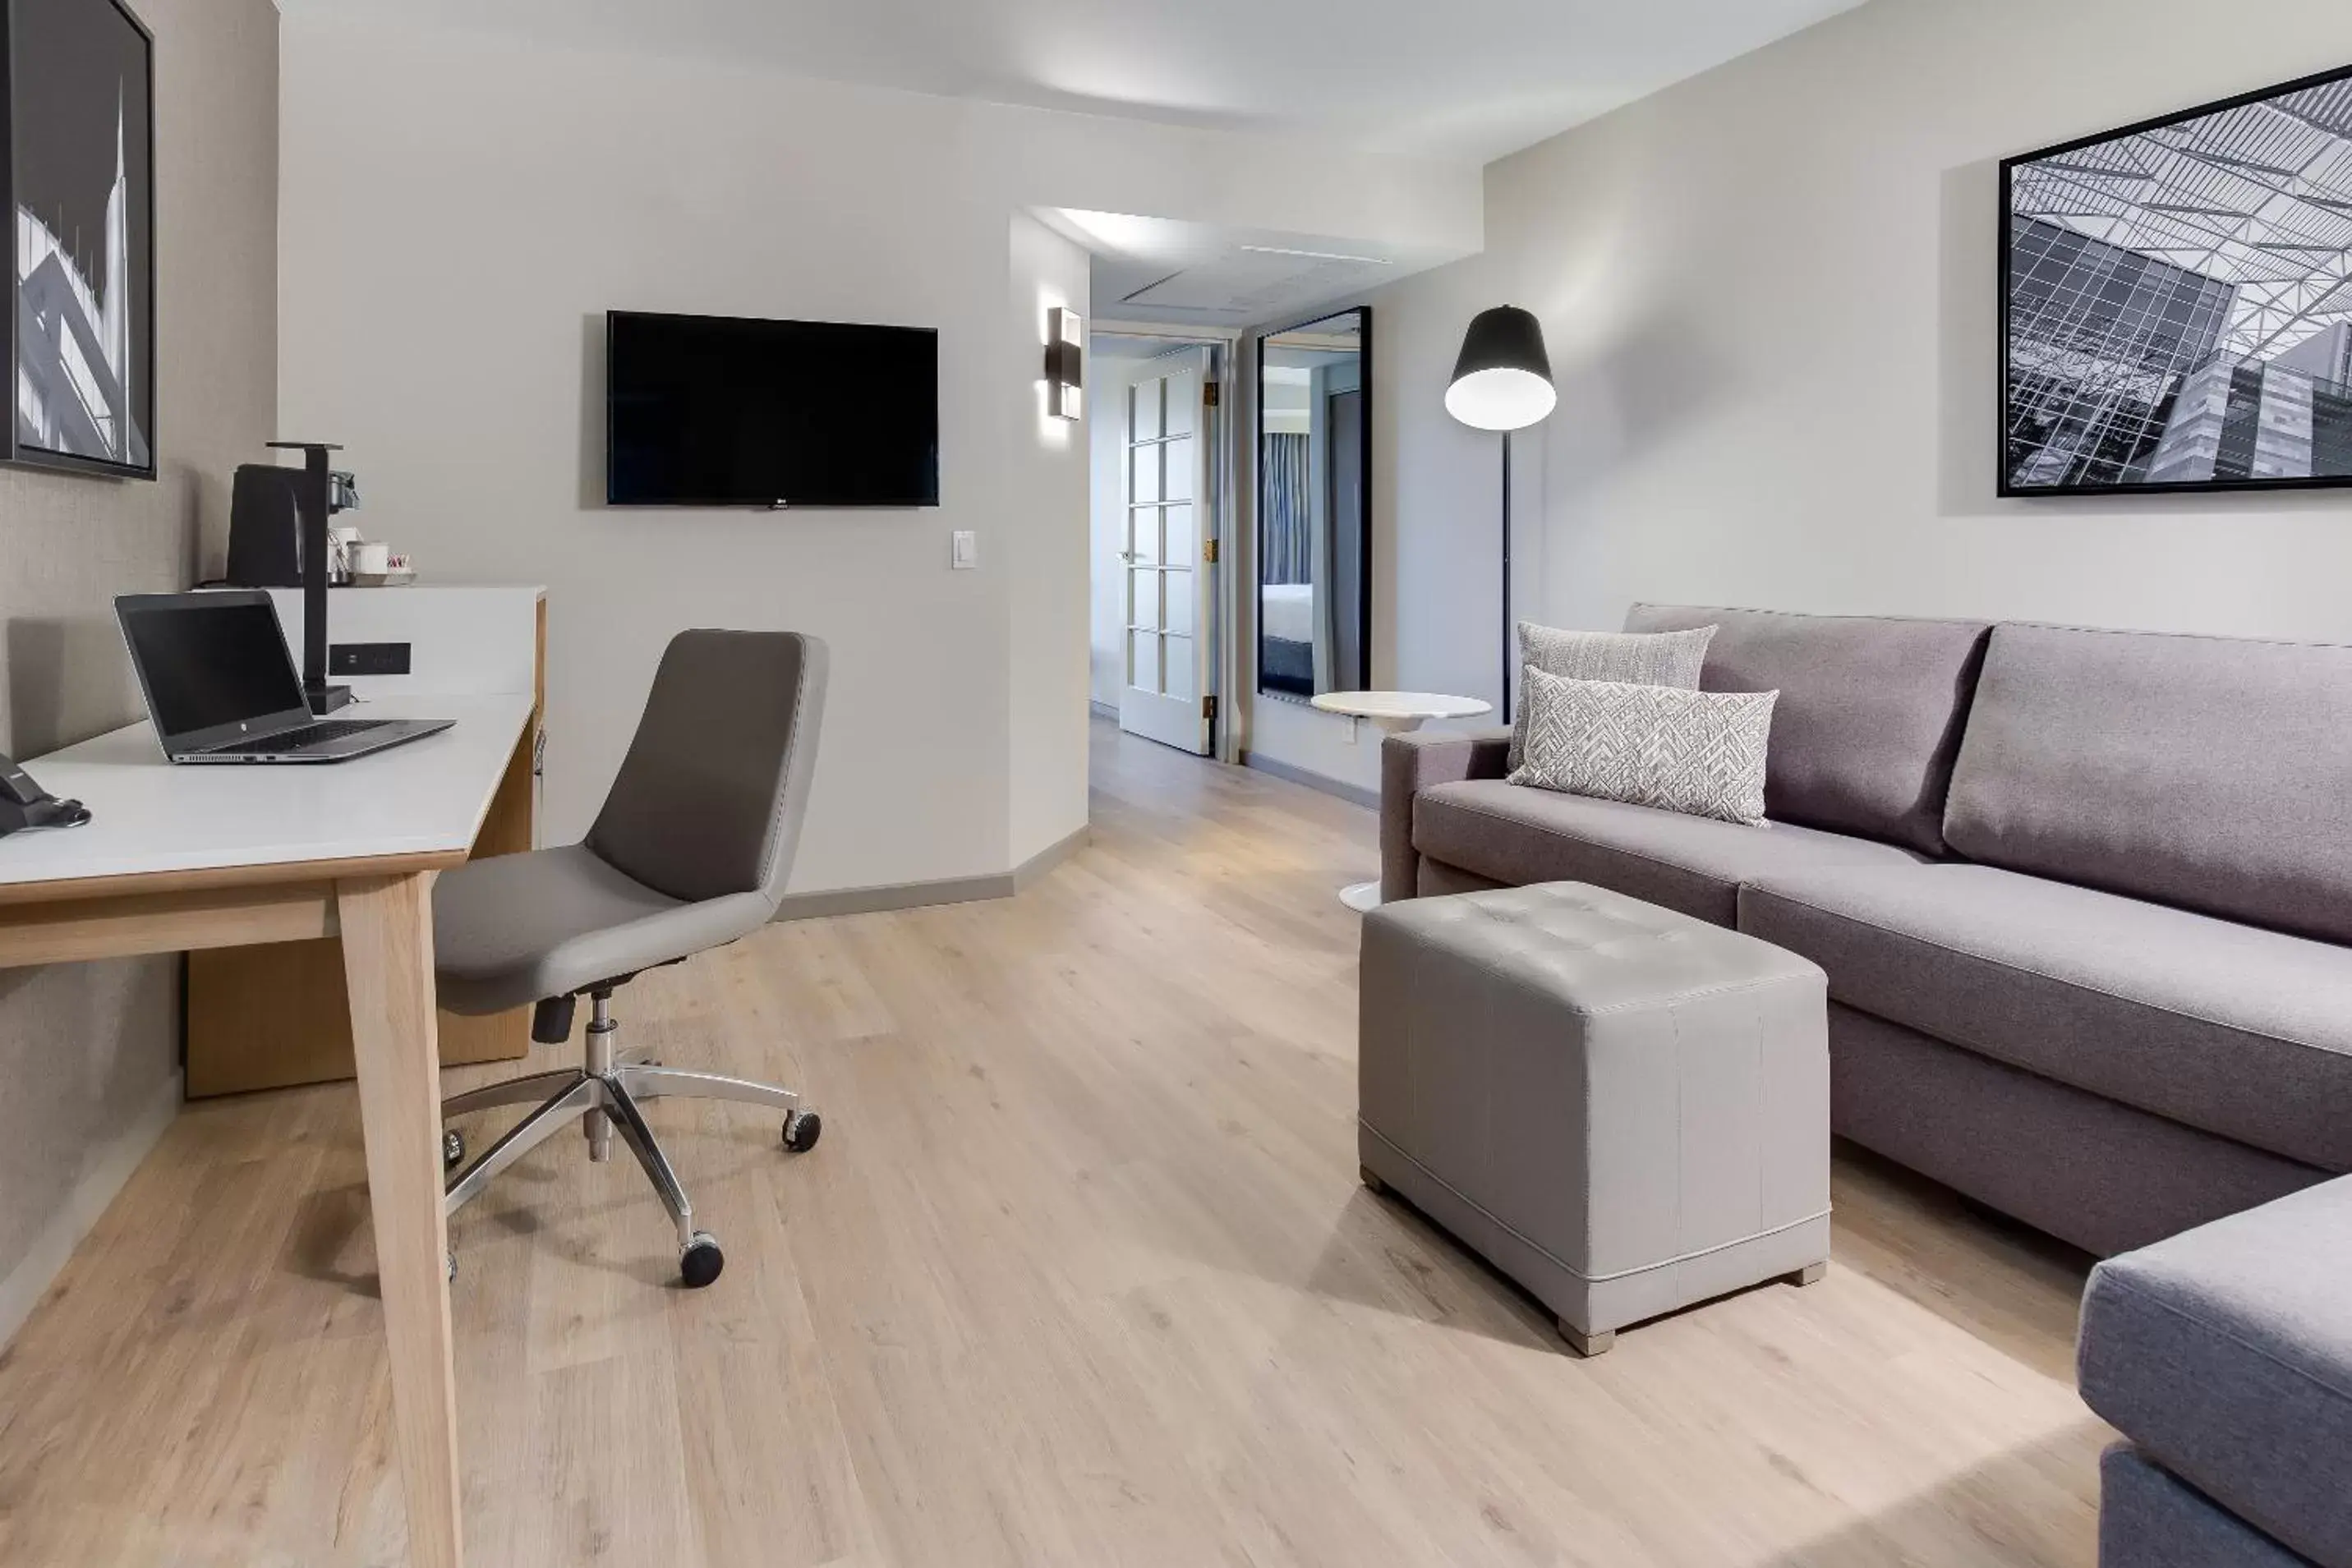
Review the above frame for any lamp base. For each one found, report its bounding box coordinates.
[305,682,353,716]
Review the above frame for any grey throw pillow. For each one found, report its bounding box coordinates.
[1509,620,1715,771]
[1508,668,1777,825]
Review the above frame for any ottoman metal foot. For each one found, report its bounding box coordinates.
[1790,1261,1829,1287]
[1561,1321,1615,1358]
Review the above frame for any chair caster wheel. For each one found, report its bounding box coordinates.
[783,1109,822,1152]
[443,1129,465,1170]
[680,1232,725,1289]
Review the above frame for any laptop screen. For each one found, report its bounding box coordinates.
[122,599,306,739]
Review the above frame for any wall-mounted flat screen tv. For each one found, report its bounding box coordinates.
[606,310,940,507]
[2000,63,2352,496]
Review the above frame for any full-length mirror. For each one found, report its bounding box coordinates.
[1257,308,1369,698]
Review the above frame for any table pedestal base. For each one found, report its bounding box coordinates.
[1308,693,1494,917]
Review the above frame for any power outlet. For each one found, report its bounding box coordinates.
[951,530,978,569]
[329,641,412,676]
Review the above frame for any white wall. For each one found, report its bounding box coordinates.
[1087,357,1139,711]
[0,0,279,1345]
[1005,212,1094,864]
[1246,0,2352,793]
[279,11,1480,893]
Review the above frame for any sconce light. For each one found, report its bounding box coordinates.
[1045,306,1084,420]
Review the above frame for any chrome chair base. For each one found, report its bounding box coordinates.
[440,991,818,1287]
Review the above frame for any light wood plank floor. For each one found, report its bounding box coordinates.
[0,721,2108,1566]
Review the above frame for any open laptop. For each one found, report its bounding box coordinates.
[115,591,453,764]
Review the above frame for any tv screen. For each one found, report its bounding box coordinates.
[606,310,940,507]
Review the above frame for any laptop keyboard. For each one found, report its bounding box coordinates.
[209,719,394,756]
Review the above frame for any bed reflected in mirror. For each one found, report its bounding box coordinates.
[1257,308,1369,699]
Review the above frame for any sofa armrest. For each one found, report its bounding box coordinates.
[1380,725,1513,903]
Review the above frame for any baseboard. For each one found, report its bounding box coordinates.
[1011,823,1090,890]
[1240,751,1379,810]
[0,1067,182,1352]
[1089,700,1119,722]
[771,825,1093,921]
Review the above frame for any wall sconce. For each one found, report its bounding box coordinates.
[1045,306,1084,420]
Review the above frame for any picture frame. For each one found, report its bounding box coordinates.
[2000,63,2352,497]
[2,0,156,481]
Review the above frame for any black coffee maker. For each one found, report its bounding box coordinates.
[225,462,359,587]
[227,444,357,713]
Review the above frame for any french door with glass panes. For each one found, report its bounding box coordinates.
[1117,348,1217,754]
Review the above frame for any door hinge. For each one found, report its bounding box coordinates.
[1204,694,1218,723]
[1204,381,1221,408]
[1202,538,1219,564]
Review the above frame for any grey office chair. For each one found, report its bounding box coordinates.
[434,630,827,1288]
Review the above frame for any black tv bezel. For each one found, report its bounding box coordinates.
[604,308,941,509]
[1997,60,2352,499]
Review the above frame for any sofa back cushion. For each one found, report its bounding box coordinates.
[1624,605,1991,855]
[1944,622,2352,943]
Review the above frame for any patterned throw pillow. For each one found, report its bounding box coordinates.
[1508,621,1716,772]
[1508,667,1778,825]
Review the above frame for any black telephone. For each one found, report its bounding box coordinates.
[0,754,91,838]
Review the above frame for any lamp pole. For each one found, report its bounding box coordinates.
[1444,305,1555,722]
[1500,429,1513,715]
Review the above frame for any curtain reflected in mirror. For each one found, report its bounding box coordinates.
[1258,308,1369,698]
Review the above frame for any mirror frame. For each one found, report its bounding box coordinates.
[1254,306,1374,701]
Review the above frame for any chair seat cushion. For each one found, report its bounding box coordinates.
[2079,1176,2352,1568]
[1738,864,2352,1169]
[1411,779,1924,928]
[433,844,775,1014]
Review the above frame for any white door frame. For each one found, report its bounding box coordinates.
[1092,329,1235,758]
[1115,347,1216,753]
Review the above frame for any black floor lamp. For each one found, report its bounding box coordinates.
[1445,306,1556,715]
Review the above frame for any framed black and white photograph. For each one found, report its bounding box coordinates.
[2001,65,2352,496]
[2,0,154,481]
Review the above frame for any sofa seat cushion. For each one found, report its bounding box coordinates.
[1739,864,2352,1170]
[1411,779,1925,928]
[2079,1176,2352,1568]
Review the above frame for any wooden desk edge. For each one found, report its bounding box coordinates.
[0,848,470,909]
[0,853,472,972]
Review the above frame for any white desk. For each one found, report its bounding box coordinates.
[2,693,533,887]
[0,693,534,1568]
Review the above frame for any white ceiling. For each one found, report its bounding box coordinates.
[285,0,1865,164]
[1046,210,1447,330]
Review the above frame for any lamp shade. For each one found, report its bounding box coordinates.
[1445,305,1555,431]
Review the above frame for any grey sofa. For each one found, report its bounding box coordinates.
[2078,1174,2352,1566]
[1379,604,2352,1257]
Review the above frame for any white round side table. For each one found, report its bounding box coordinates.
[1309,691,1495,913]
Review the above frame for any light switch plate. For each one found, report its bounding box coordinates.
[952,530,978,569]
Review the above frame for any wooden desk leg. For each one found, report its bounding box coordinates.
[339,871,466,1568]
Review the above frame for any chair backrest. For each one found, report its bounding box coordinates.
[587,630,829,908]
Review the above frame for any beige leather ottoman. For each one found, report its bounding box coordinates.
[1358,881,1832,1354]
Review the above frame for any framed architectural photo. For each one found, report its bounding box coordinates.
[2,0,155,481]
[2001,65,2352,496]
